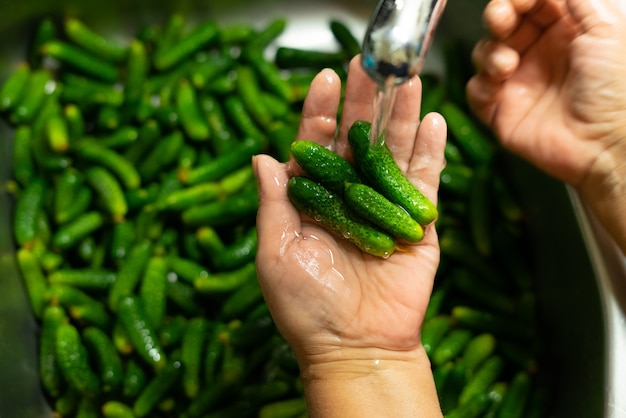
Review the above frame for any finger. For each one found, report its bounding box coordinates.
[472,39,520,80]
[466,73,502,128]
[483,0,522,39]
[487,0,559,34]
[486,0,566,54]
[253,154,300,263]
[336,55,378,157]
[384,75,423,171]
[296,68,342,147]
[407,112,447,206]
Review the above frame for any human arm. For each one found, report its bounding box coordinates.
[466,0,626,254]
[252,56,447,417]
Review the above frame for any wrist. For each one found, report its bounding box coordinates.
[299,345,442,418]
[578,139,626,254]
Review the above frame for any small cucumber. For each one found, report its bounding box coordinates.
[421,315,451,357]
[440,101,495,165]
[431,328,473,366]
[108,241,153,310]
[82,326,124,393]
[181,317,210,398]
[16,248,49,318]
[48,268,116,290]
[153,21,219,71]
[344,182,424,243]
[11,125,35,187]
[102,401,136,418]
[0,62,30,113]
[194,261,257,295]
[117,295,167,370]
[330,20,361,59]
[122,359,147,399]
[52,211,105,251]
[47,284,111,329]
[287,176,396,258]
[458,355,505,407]
[13,176,46,247]
[85,166,128,222]
[211,226,257,271]
[290,139,361,195]
[55,322,101,399]
[348,120,438,225]
[39,305,68,398]
[64,17,128,63]
[497,371,532,418]
[133,356,183,417]
[139,256,169,329]
[41,40,119,82]
[459,333,497,375]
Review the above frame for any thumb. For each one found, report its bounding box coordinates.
[567,0,625,32]
[252,154,301,259]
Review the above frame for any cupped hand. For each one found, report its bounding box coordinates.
[252,56,447,368]
[468,0,626,183]
[467,0,626,254]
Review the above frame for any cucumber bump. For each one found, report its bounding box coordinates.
[287,176,396,258]
[348,120,438,225]
[344,182,424,243]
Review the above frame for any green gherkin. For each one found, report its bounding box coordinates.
[287,176,396,258]
[348,120,438,225]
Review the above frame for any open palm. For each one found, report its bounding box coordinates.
[253,56,446,366]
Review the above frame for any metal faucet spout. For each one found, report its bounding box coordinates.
[361,0,447,86]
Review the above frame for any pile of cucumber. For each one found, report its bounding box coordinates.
[0,12,552,418]
[288,120,438,258]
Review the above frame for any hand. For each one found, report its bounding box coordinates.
[252,56,446,417]
[467,0,626,254]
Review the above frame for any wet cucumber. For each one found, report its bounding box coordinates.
[55,322,101,399]
[14,177,46,247]
[344,182,424,243]
[348,120,438,225]
[82,326,124,393]
[290,139,361,195]
[116,295,167,370]
[287,176,396,258]
[39,305,68,398]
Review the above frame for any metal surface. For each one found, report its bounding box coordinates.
[361,0,447,85]
[0,1,618,417]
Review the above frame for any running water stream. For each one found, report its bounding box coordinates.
[361,0,447,146]
[370,77,398,147]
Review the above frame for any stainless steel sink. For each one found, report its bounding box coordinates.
[0,0,619,416]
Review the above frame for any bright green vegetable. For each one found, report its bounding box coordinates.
[83,326,125,393]
[287,176,396,258]
[13,177,46,247]
[0,62,30,112]
[16,248,49,317]
[348,120,438,225]
[55,322,101,399]
[117,295,167,370]
[39,305,68,398]
[64,17,128,62]
[41,40,120,82]
[290,139,361,194]
[344,182,424,243]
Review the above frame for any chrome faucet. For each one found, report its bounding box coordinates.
[361,0,448,86]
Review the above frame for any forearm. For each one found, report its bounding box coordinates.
[299,346,442,418]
